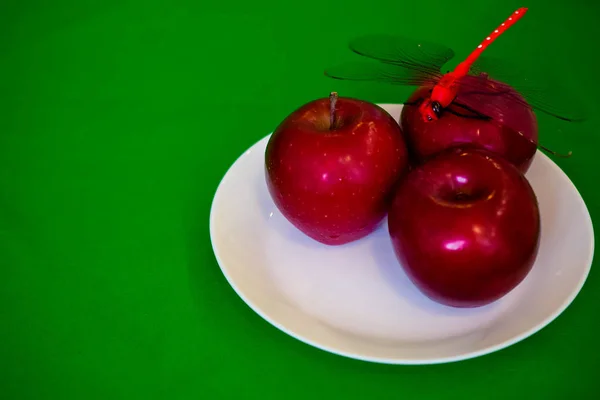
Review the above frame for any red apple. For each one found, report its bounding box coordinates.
[400,74,539,173]
[265,93,409,245]
[388,146,541,308]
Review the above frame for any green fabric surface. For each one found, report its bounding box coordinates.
[1,0,598,398]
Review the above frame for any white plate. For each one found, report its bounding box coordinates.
[209,103,595,365]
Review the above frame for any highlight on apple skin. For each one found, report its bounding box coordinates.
[264,93,409,245]
[387,146,541,308]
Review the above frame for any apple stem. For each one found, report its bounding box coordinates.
[329,92,338,130]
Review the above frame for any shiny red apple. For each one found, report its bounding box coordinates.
[265,93,409,245]
[388,146,541,308]
[400,75,539,173]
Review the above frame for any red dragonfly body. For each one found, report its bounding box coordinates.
[419,8,527,122]
[325,7,584,154]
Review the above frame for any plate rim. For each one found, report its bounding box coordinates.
[209,104,595,365]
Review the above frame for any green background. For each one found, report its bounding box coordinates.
[1,0,598,398]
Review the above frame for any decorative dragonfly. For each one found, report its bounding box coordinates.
[324,7,584,156]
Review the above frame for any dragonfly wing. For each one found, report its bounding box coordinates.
[465,56,586,122]
[348,34,456,75]
[453,73,582,157]
[324,61,442,86]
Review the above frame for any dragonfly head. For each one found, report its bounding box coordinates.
[419,99,443,122]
